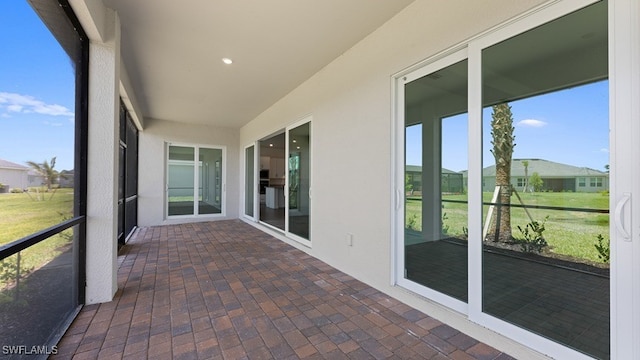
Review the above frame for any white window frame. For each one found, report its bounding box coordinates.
[393,47,469,314]
[579,177,586,187]
[284,115,313,246]
[243,142,258,221]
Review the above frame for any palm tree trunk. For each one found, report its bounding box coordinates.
[488,103,515,242]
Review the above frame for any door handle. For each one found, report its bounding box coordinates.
[614,192,631,241]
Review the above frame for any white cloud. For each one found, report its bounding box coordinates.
[517,119,547,127]
[7,104,23,112]
[0,92,74,117]
[599,148,609,153]
[42,120,63,127]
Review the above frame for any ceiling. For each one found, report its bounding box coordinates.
[101,0,415,128]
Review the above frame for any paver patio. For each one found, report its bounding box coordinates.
[54,220,515,359]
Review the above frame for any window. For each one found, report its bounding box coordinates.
[516,178,525,187]
[579,177,586,187]
[590,177,603,187]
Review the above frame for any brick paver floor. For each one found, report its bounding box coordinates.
[54,220,515,359]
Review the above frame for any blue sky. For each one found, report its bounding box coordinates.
[0,1,76,171]
[406,80,609,173]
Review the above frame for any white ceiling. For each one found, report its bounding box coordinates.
[102,0,415,128]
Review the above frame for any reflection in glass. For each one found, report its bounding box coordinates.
[259,133,286,230]
[288,123,310,240]
[481,2,608,358]
[168,146,195,216]
[245,146,255,217]
[404,59,468,302]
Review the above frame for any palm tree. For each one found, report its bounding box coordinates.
[489,103,515,242]
[26,157,59,191]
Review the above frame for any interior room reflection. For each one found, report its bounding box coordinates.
[259,133,286,230]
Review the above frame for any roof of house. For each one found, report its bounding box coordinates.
[482,158,608,178]
[0,158,28,170]
[406,165,461,174]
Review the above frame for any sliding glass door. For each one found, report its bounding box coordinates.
[253,118,311,242]
[479,3,608,358]
[287,120,311,241]
[167,144,224,217]
[396,1,616,358]
[401,52,468,310]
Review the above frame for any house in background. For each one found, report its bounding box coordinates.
[406,165,464,195]
[468,158,610,193]
[0,158,29,191]
[59,170,74,188]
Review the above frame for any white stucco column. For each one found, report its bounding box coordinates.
[85,11,120,304]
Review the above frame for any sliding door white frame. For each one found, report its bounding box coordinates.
[393,0,634,358]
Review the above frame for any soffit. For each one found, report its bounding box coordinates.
[101,0,415,128]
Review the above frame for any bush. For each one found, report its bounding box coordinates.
[10,188,23,193]
[406,213,419,230]
[594,234,610,263]
[515,216,549,253]
[442,212,450,235]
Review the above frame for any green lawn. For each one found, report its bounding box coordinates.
[0,189,74,290]
[407,191,610,263]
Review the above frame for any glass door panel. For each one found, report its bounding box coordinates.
[245,145,255,218]
[168,145,195,216]
[198,147,222,215]
[480,2,608,358]
[259,133,286,230]
[287,122,310,240]
[404,58,468,302]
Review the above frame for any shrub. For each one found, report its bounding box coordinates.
[406,213,419,230]
[10,188,23,193]
[594,234,610,263]
[515,216,549,253]
[442,212,450,235]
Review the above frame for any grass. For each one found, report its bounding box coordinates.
[0,189,74,290]
[406,191,610,264]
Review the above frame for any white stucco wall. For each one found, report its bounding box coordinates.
[241,0,546,285]
[85,14,120,304]
[239,0,548,358]
[138,118,240,226]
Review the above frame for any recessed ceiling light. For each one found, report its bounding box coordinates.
[222,58,233,65]
[292,139,297,143]
[269,143,273,147]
